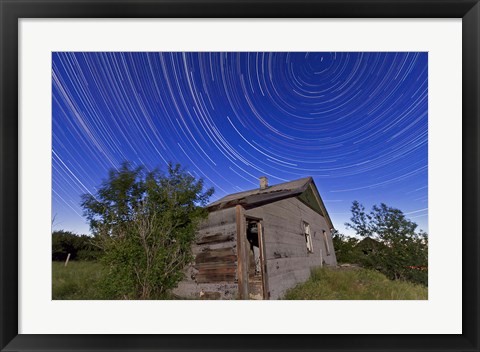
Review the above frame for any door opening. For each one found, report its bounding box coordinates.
[246,220,264,299]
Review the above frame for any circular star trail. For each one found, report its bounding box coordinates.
[52,52,428,235]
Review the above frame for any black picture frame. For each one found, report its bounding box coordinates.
[1,1,478,351]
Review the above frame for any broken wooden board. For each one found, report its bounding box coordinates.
[196,233,235,245]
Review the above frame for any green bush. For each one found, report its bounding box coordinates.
[331,230,359,263]
[81,162,213,299]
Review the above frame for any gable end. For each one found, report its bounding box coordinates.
[297,185,325,217]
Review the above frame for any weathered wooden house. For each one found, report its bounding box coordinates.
[173,176,337,300]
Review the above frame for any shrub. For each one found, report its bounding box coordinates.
[81,162,213,299]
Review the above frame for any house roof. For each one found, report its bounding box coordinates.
[207,177,334,229]
[355,237,385,249]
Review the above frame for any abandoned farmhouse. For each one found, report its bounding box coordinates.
[174,176,337,300]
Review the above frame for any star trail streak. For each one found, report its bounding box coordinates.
[52,52,428,235]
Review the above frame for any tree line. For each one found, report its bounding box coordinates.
[52,230,101,261]
[333,201,428,286]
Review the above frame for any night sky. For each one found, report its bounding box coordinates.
[52,52,428,236]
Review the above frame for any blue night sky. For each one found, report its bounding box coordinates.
[52,52,428,236]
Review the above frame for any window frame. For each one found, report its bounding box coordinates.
[323,230,331,256]
[303,221,313,253]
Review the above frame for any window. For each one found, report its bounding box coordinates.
[323,230,330,256]
[303,222,313,253]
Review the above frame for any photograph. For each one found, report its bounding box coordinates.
[51,51,428,300]
[2,0,478,348]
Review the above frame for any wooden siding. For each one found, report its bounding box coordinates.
[245,197,337,299]
[172,207,238,299]
[174,195,337,300]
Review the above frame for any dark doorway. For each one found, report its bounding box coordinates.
[246,220,264,299]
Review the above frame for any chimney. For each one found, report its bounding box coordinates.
[259,176,268,189]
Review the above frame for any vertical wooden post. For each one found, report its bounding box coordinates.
[64,253,71,267]
[235,205,248,299]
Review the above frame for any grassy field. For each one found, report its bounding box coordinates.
[53,261,427,300]
[52,261,105,300]
[284,267,428,300]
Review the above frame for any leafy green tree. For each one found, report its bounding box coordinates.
[52,230,99,261]
[345,201,428,285]
[331,229,359,263]
[370,203,418,244]
[345,201,372,238]
[81,162,214,299]
[52,230,77,261]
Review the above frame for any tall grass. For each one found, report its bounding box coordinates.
[284,267,428,300]
[54,262,428,300]
[52,261,105,300]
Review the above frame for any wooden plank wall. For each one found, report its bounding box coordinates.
[245,197,337,299]
[172,207,239,299]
